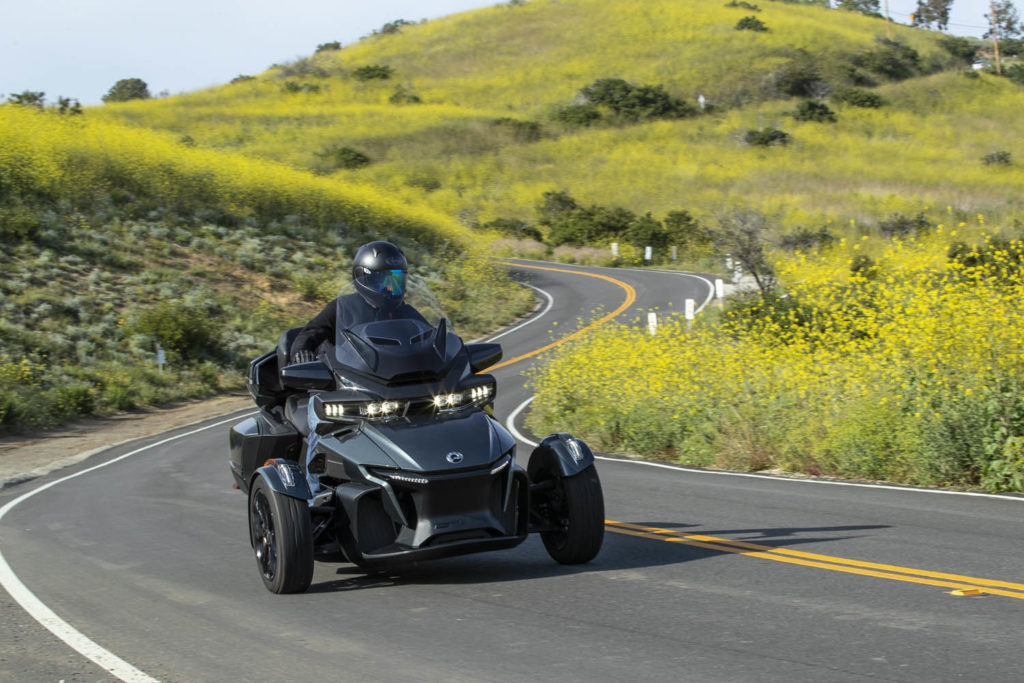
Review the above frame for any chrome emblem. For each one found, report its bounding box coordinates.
[446,451,464,464]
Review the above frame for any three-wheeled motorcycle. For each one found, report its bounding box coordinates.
[228,277,604,593]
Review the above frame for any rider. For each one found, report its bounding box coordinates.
[288,240,425,494]
[289,240,425,363]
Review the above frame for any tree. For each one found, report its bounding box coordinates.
[7,90,45,108]
[102,78,150,103]
[986,0,1023,39]
[912,0,952,31]
[710,210,777,295]
[836,0,880,16]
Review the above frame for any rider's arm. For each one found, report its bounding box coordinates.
[289,299,337,362]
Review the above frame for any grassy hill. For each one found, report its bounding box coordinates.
[88,0,1021,246]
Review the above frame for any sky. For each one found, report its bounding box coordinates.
[0,0,998,106]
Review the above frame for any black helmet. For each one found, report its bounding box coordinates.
[352,241,408,311]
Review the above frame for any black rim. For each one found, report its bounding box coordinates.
[251,489,277,582]
[540,475,570,549]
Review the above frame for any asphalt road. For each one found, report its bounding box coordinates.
[2,260,1022,682]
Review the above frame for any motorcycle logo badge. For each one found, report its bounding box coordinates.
[446,451,464,464]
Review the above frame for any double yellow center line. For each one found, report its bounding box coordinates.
[606,520,1024,600]
[485,262,637,372]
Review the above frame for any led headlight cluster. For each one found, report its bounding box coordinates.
[432,382,494,412]
[359,400,403,418]
[321,399,407,421]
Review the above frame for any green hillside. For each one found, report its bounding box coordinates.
[89,0,1020,248]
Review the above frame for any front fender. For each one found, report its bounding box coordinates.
[251,459,312,501]
[529,433,595,478]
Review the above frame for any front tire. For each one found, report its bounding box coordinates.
[249,477,314,593]
[529,454,604,564]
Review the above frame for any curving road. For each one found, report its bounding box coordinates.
[2,259,1023,682]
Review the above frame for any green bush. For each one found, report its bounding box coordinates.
[315,41,341,52]
[773,55,825,97]
[853,39,920,81]
[102,78,150,103]
[983,150,1012,166]
[490,117,543,142]
[937,35,977,65]
[389,87,422,104]
[1004,63,1024,86]
[725,1,761,10]
[579,78,695,122]
[483,217,543,242]
[878,212,929,238]
[281,81,322,94]
[375,19,414,35]
[744,127,790,146]
[735,16,768,31]
[551,103,602,127]
[125,302,220,360]
[230,74,255,84]
[792,100,836,122]
[850,254,878,279]
[315,146,371,170]
[831,87,885,108]
[353,64,394,81]
[778,225,836,250]
[7,91,45,109]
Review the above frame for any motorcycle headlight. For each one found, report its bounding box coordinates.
[432,380,495,412]
[319,398,407,421]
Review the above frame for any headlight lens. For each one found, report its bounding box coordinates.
[321,399,407,421]
[432,381,494,412]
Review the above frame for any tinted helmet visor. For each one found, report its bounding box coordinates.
[361,268,406,298]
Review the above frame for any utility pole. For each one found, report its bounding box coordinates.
[884,0,892,39]
[991,0,1004,74]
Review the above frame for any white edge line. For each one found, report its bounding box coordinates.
[506,394,1024,503]
[506,395,538,449]
[0,411,252,683]
[482,283,554,343]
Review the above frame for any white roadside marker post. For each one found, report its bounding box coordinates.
[611,242,619,258]
[644,245,653,263]
[647,312,658,335]
[685,299,695,327]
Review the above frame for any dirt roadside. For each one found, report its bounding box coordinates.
[0,394,253,489]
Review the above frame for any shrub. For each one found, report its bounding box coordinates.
[937,35,977,65]
[315,41,341,52]
[315,145,371,170]
[7,91,45,108]
[389,87,422,104]
[831,87,885,108]
[725,1,761,10]
[375,19,413,35]
[491,117,543,142]
[744,127,790,146]
[125,302,220,360]
[230,74,255,84]
[850,254,878,279]
[483,217,543,242]
[1005,63,1024,86]
[579,78,695,121]
[983,150,1013,166]
[878,212,929,238]
[552,103,601,127]
[792,100,836,122]
[353,64,394,81]
[102,78,150,103]
[774,55,826,98]
[779,225,836,251]
[281,81,322,94]
[853,39,920,81]
[735,16,768,31]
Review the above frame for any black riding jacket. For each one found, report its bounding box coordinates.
[289,293,427,361]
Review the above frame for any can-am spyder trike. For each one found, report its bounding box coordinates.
[229,278,604,593]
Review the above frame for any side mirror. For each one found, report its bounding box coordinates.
[280,360,334,390]
[466,343,502,373]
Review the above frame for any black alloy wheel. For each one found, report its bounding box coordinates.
[248,477,314,593]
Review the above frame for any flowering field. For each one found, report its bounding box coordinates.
[528,223,1024,491]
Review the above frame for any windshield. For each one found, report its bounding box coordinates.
[336,273,451,330]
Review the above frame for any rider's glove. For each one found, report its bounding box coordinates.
[291,349,316,364]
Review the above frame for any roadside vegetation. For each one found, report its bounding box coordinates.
[528,219,1024,492]
[0,105,531,433]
